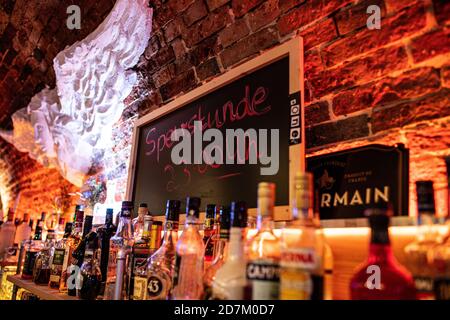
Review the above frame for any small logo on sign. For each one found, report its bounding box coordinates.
[289,92,302,145]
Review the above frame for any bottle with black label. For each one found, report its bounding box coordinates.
[404,181,440,299]
[246,183,281,300]
[21,222,44,280]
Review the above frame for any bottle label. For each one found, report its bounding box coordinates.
[434,278,450,300]
[414,276,434,296]
[133,276,148,300]
[280,248,317,270]
[22,251,37,276]
[52,249,65,266]
[246,261,280,300]
[49,274,61,283]
[147,276,164,298]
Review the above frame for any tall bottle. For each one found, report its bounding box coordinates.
[97,208,116,294]
[55,217,66,241]
[33,230,57,285]
[204,206,231,298]
[0,209,15,260]
[133,203,150,239]
[203,204,217,267]
[134,200,180,300]
[14,213,32,248]
[350,209,416,299]
[103,201,134,300]
[21,222,44,280]
[171,197,204,300]
[404,181,440,299]
[67,214,93,296]
[212,201,248,300]
[78,232,102,300]
[49,222,73,289]
[246,182,281,300]
[59,208,84,293]
[280,172,328,300]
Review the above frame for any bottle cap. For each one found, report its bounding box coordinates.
[365,208,390,230]
[64,222,73,235]
[293,172,313,210]
[152,221,163,226]
[186,197,201,218]
[165,200,181,222]
[205,204,216,219]
[121,201,134,217]
[58,217,65,226]
[75,210,85,222]
[75,205,83,211]
[83,215,94,236]
[139,203,148,208]
[219,206,231,230]
[416,181,436,215]
[231,201,248,228]
[257,182,275,217]
[106,208,114,218]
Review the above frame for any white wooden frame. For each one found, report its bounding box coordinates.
[126,37,305,221]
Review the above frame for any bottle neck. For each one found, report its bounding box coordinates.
[257,215,274,231]
[293,207,314,221]
[368,243,395,263]
[213,238,229,263]
[228,227,245,260]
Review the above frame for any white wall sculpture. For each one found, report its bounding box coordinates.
[0,0,153,187]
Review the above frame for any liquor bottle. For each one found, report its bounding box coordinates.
[134,200,180,300]
[67,214,93,296]
[171,197,204,300]
[350,209,416,299]
[103,201,134,300]
[55,217,66,241]
[133,203,150,239]
[97,208,116,293]
[280,172,327,300]
[49,222,73,289]
[78,232,102,300]
[404,181,440,299]
[21,222,44,280]
[212,201,248,300]
[40,212,48,240]
[129,214,153,299]
[16,218,34,273]
[33,229,57,285]
[59,208,84,293]
[204,206,231,299]
[246,182,281,300]
[429,227,450,299]
[203,204,217,267]
[0,209,15,260]
[14,213,31,247]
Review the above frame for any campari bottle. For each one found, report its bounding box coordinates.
[350,208,416,300]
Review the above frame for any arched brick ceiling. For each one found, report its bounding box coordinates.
[0,0,116,129]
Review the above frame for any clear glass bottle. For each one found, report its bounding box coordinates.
[33,230,57,285]
[404,181,440,299]
[212,201,248,300]
[280,172,327,300]
[133,203,150,240]
[49,222,73,289]
[204,206,231,299]
[103,201,134,300]
[203,204,217,267]
[67,214,93,296]
[134,200,180,300]
[59,208,84,293]
[78,232,102,300]
[350,209,416,299]
[21,222,44,280]
[14,213,31,248]
[171,197,204,300]
[246,182,281,300]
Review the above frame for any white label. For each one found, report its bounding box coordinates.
[280,248,317,270]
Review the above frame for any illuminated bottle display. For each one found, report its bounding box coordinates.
[49,222,73,289]
[246,182,281,300]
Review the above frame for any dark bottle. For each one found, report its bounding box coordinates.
[203,204,217,267]
[21,223,44,279]
[33,230,57,285]
[350,209,417,299]
[49,222,73,289]
[97,208,116,294]
[78,231,102,300]
[67,215,93,296]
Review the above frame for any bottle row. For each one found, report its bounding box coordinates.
[1,173,450,300]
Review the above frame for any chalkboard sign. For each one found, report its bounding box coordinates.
[127,38,305,218]
[307,144,409,220]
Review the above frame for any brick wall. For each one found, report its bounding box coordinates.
[119,0,450,216]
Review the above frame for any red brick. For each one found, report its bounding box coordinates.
[171,38,187,58]
[300,18,337,51]
[371,89,450,133]
[144,35,160,59]
[206,0,230,11]
[410,28,450,63]
[151,45,175,70]
[333,67,441,115]
[220,26,279,68]
[322,5,426,67]
[307,45,408,99]
[153,4,175,28]
[279,0,306,13]
[248,0,280,32]
[183,0,208,26]
[232,0,265,17]
[335,0,386,35]
[218,18,250,48]
[163,17,185,42]
[160,69,198,101]
[183,6,231,47]
[384,0,418,14]
[278,0,352,35]
[443,65,450,87]
[304,49,323,77]
[152,64,175,87]
[306,114,369,148]
[305,101,330,126]
[434,0,450,26]
[190,36,222,66]
[196,58,221,81]
[167,0,196,13]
